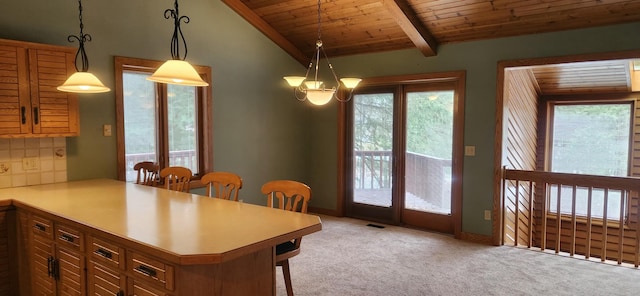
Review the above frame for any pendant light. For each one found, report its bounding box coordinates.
[148,0,209,86]
[58,0,110,93]
[283,0,361,105]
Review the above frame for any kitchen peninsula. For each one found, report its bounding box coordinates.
[0,179,322,295]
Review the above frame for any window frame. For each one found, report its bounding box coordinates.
[114,56,213,182]
[542,95,637,223]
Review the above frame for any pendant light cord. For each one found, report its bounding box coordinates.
[67,0,92,72]
[165,0,190,61]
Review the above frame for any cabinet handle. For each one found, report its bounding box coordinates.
[34,223,46,232]
[47,256,54,278]
[52,258,60,280]
[134,264,157,278]
[21,106,26,124]
[33,107,39,125]
[95,248,113,259]
[59,233,75,243]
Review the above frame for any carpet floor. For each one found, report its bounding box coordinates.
[275,215,640,296]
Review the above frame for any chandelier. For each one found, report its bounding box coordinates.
[57,0,110,93]
[283,0,361,105]
[148,0,209,86]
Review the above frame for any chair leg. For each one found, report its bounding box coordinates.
[282,259,294,296]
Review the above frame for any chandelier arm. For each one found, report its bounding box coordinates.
[335,88,356,103]
[293,87,307,102]
[320,45,341,87]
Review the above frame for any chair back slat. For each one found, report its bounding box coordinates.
[201,172,243,201]
[160,166,192,192]
[133,161,159,186]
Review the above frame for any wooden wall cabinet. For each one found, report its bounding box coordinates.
[0,38,79,138]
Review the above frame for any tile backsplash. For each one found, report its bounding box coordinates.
[0,138,67,188]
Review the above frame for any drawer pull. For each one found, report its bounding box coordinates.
[95,248,113,259]
[21,106,26,124]
[34,223,46,232]
[60,233,75,243]
[135,264,157,278]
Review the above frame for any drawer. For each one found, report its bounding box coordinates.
[128,251,174,291]
[31,215,53,240]
[55,223,85,252]
[89,236,125,270]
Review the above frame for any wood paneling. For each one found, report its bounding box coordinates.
[224,0,640,59]
[502,68,539,246]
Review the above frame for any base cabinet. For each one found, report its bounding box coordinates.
[16,208,277,296]
[30,214,85,296]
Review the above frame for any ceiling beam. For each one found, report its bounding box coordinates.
[221,0,309,65]
[382,0,438,57]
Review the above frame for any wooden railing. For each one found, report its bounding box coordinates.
[125,150,196,182]
[502,169,640,267]
[354,151,451,207]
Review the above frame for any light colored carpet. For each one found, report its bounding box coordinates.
[275,215,640,296]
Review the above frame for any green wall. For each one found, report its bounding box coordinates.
[3,0,640,236]
[313,22,640,235]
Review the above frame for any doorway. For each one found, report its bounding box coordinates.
[340,72,465,235]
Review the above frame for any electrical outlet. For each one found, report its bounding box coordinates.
[484,210,491,221]
[22,157,39,170]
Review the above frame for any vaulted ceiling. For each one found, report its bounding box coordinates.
[222,0,640,64]
[222,0,640,95]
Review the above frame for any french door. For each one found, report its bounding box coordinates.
[343,74,464,234]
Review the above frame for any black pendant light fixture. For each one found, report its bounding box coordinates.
[148,0,209,86]
[57,0,110,93]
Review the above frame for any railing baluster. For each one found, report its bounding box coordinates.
[556,184,562,253]
[571,185,577,257]
[618,190,625,265]
[514,180,520,247]
[586,187,593,260]
[528,181,534,248]
[602,188,609,262]
[541,182,548,251]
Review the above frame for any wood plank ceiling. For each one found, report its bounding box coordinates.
[222,0,640,94]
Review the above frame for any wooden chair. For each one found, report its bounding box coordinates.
[200,171,243,201]
[133,161,159,186]
[261,180,312,296]
[159,166,192,192]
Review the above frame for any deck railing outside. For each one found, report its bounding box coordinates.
[502,169,640,267]
[125,150,196,182]
[354,150,451,208]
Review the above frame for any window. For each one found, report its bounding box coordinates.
[115,57,212,182]
[547,102,633,220]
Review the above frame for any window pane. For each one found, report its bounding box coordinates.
[551,104,630,176]
[123,72,157,182]
[352,93,394,207]
[404,91,453,214]
[167,84,198,174]
[549,103,631,220]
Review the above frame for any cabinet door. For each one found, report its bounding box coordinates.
[0,43,32,135]
[56,246,85,296]
[87,261,125,296]
[32,234,56,295]
[28,48,79,136]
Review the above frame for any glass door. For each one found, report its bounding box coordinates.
[345,81,462,233]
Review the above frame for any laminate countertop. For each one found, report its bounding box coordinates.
[0,179,322,265]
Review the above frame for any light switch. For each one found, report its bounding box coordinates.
[464,145,476,156]
[103,124,112,137]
